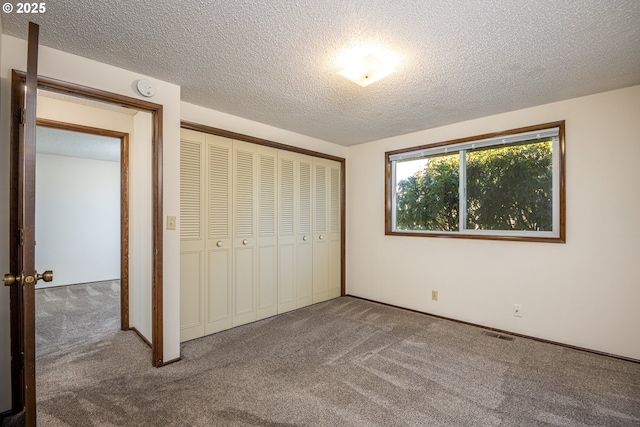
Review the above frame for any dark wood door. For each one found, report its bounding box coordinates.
[5,22,50,427]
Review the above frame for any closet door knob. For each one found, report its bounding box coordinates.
[302,236,308,241]
[242,239,248,245]
[319,235,324,240]
[216,241,223,247]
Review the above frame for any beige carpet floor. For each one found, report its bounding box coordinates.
[5,282,640,426]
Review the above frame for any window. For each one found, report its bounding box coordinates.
[385,121,565,242]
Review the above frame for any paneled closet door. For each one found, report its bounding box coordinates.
[233,140,257,326]
[277,150,297,313]
[328,160,342,299]
[296,154,313,308]
[256,145,278,320]
[312,158,330,303]
[205,135,234,335]
[179,130,205,342]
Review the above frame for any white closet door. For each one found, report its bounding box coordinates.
[256,145,278,320]
[312,158,330,303]
[328,160,342,299]
[180,127,344,338]
[179,130,205,342]
[205,134,234,335]
[233,140,257,326]
[296,154,313,308]
[277,150,297,313]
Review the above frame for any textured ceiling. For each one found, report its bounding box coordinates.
[36,126,120,163]
[4,1,640,146]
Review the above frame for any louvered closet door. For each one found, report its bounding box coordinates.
[204,134,234,335]
[328,160,342,299]
[256,145,278,320]
[277,150,297,313]
[296,154,313,308]
[233,140,257,326]
[179,130,206,342]
[312,158,330,303]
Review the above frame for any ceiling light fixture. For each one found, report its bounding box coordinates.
[338,52,396,87]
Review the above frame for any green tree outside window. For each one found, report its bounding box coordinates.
[395,141,552,232]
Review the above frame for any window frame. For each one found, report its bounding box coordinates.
[385,121,566,243]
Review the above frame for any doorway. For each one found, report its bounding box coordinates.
[34,92,135,333]
[9,70,165,416]
[35,120,128,348]
[33,119,128,409]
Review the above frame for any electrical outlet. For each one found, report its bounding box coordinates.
[166,215,176,230]
[432,290,439,301]
[513,304,522,317]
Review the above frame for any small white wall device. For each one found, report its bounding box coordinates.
[135,79,156,97]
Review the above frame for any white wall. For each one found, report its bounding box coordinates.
[0,35,182,412]
[37,96,135,133]
[35,153,120,288]
[129,111,153,342]
[346,85,640,360]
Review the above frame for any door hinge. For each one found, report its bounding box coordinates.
[19,229,24,246]
[20,108,26,125]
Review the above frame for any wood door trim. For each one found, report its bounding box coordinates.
[35,118,131,330]
[21,23,40,426]
[340,160,346,296]
[9,70,25,415]
[10,71,165,393]
[181,121,347,298]
[152,110,164,366]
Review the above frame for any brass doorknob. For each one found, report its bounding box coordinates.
[36,270,53,283]
[3,270,52,286]
[3,273,23,286]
